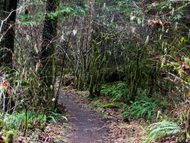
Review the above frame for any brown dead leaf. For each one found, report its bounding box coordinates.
[1,80,10,91]
[12,54,16,61]
[123,117,130,124]
[0,134,5,143]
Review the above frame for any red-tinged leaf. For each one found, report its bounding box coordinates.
[153,19,163,28]
[180,61,184,67]
[1,80,10,91]
[158,0,162,3]
[123,117,130,124]
[38,63,42,68]
[132,35,138,40]
[187,92,190,97]
[12,54,16,61]
[7,89,12,96]
[0,134,5,143]
[163,21,171,27]
[4,80,10,86]
[177,57,181,62]
[151,22,154,26]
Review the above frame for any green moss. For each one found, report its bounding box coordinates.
[97,108,102,112]
[174,62,180,67]
[103,103,119,108]
[5,131,15,143]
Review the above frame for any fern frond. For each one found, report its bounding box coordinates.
[145,121,185,143]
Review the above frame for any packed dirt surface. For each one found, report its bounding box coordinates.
[58,90,111,143]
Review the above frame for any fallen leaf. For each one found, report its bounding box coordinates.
[12,54,16,61]
[187,92,190,97]
[123,117,130,124]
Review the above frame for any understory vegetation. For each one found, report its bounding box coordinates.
[0,0,190,142]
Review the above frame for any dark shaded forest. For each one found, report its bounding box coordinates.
[0,0,190,142]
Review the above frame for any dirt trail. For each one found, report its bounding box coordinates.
[58,91,111,143]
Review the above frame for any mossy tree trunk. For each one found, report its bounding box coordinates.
[88,33,108,98]
[75,0,97,90]
[40,0,60,109]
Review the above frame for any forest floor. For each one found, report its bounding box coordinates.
[58,88,147,143]
[13,88,147,143]
[13,87,183,143]
[58,90,110,143]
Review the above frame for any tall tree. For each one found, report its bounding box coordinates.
[0,0,17,113]
[40,0,60,109]
[1,0,18,67]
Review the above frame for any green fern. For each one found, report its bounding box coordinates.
[122,96,164,120]
[145,121,185,143]
[47,111,68,122]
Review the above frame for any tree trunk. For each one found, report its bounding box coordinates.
[0,0,5,64]
[0,0,17,113]
[1,0,17,67]
[40,0,60,109]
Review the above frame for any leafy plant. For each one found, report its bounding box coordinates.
[122,96,165,120]
[3,112,26,130]
[3,110,67,130]
[102,82,129,101]
[47,111,68,122]
[145,121,185,143]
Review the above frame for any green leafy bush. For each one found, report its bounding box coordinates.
[47,111,68,122]
[122,96,168,120]
[145,121,185,143]
[4,112,26,130]
[102,82,129,101]
[3,111,67,130]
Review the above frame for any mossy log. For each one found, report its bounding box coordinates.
[5,131,15,143]
[103,103,119,108]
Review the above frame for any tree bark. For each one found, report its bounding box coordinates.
[40,0,60,109]
[1,0,17,67]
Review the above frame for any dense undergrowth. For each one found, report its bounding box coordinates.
[0,0,189,142]
[71,80,187,142]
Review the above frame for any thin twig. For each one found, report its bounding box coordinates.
[1,91,5,118]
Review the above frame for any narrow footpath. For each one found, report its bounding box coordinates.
[58,91,111,143]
